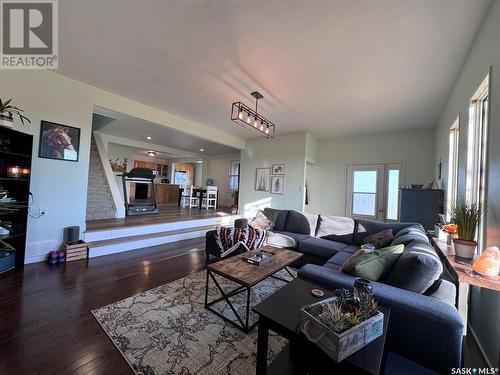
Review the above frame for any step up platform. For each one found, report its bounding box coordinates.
[85,213,240,258]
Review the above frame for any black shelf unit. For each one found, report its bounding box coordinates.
[400,188,444,230]
[0,127,33,273]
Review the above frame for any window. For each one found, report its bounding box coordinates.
[447,117,460,221]
[346,163,404,221]
[229,160,240,191]
[466,74,489,248]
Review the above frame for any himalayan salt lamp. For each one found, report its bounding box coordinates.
[472,246,500,278]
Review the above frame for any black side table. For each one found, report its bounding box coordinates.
[252,278,391,375]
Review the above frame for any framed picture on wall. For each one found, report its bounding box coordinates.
[109,158,127,172]
[255,168,271,192]
[39,121,81,162]
[271,176,285,194]
[272,164,285,175]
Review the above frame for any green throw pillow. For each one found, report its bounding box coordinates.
[263,208,279,229]
[340,244,404,281]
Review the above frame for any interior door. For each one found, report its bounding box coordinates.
[346,164,385,220]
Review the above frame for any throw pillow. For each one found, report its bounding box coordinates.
[363,229,394,249]
[249,211,272,230]
[262,207,279,229]
[284,210,319,236]
[316,215,355,243]
[340,244,404,281]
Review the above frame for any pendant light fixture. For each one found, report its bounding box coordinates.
[231,91,276,139]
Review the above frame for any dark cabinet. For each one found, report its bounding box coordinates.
[400,189,444,230]
[0,127,33,272]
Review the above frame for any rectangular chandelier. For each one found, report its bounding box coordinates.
[230,92,276,139]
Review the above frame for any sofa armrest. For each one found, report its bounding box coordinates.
[205,230,222,258]
[298,264,463,374]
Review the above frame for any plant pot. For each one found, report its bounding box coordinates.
[0,114,13,129]
[453,239,477,259]
[231,204,238,214]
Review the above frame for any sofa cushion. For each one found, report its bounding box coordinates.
[284,210,319,236]
[341,244,361,254]
[316,215,355,243]
[263,208,288,231]
[425,279,456,306]
[298,237,351,259]
[271,230,310,244]
[353,219,417,245]
[382,241,443,293]
[341,244,404,281]
[326,251,352,267]
[393,224,426,240]
[391,231,429,246]
[363,229,394,248]
[266,231,297,249]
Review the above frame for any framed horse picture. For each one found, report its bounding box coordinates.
[39,121,81,162]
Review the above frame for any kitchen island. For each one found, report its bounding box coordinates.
[155,183,180,204]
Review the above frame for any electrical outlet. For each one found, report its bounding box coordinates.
[39,207,48,216]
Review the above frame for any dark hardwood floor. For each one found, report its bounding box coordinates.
[86,204,234,231]
[0,237,487,374]
[0,238,207,375]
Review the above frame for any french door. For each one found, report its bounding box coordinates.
[346,163,404,221]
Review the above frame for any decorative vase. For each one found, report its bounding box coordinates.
[453,239,477,259]
[0,114,13,129]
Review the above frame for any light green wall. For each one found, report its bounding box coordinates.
[305,128,435,215]
[203,152,241,207]
[0,70,244,263]
[239,133,307,216]
[433,1,499,367]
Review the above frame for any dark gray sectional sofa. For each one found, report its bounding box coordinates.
[204,208,464,373]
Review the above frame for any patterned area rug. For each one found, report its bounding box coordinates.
[92,269,295,375]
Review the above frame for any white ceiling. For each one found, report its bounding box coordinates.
[93,111,240,155]
[59,0,491,138]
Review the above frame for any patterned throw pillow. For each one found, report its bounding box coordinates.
[249,211,273,230]
[215,226,268,258]
[363,229,394,249]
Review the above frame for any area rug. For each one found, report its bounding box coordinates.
[92,269,295,375]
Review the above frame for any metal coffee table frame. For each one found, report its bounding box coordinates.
[204,267,296,333]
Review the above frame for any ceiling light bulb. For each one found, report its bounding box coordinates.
[265,126,269,134]
[254,118,258,127]
[238,111,244,120]
[200,148,204,152]
[260,124,264,131]
[146,136,152,140]
[246,114,251,124]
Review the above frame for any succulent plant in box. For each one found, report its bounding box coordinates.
[303,288,379,334]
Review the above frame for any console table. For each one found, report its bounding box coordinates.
[428,233,500,333]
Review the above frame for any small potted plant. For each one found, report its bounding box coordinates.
[299,288,383,362]
[0,98,31,129]
[451,200,485,259]
[230,190,238,214]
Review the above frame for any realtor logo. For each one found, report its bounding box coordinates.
[1,0,58,69]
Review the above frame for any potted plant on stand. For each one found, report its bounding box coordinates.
[0,98,31,129]
[451,200,485,259]
[230,191,238,214]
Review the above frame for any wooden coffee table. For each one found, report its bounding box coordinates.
[204,246,303,332]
